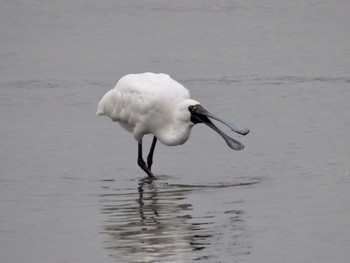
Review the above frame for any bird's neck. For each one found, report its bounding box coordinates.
[156,115,194,146]
[155,100,195,146]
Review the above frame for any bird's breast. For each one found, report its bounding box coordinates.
[155,121,194,146]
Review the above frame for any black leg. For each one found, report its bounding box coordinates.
[137,140,155,178]
[147,136,157,170]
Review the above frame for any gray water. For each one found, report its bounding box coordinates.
[1,1,349,262]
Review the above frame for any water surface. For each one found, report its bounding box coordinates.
[1,1,349,262]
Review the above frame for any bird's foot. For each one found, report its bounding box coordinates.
[146,169,155,178]
[138,158,155,178]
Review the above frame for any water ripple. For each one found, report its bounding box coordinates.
[99,178,258,262]
[182,76,350,86]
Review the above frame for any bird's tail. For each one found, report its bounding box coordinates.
[96,97,107,116]
[96,110,106,116]
[97,89,114,117]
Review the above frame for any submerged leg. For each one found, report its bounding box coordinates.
[147,136,157,170]
[138,140,155,178]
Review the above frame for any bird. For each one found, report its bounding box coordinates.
[97,72,249,177]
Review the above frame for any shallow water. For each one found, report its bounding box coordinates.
[100,177,259,262]
[1,1,350,263]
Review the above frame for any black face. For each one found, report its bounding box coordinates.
[189,104,206,124]
[188,104,249,150]
[188,105,196,112]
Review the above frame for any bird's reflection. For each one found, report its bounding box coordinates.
[100,178,249,262]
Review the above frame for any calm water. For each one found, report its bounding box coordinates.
[1,1,349,262]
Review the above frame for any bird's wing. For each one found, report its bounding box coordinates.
[97,73,190,132]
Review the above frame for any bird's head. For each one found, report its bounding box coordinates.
[187,101,249,150]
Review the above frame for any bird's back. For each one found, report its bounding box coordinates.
[97,73,191,137]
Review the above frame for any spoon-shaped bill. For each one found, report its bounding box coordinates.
[192,105,249,136]
[226,122,250,136]
[190,107,246,150]
[202,117,245,150]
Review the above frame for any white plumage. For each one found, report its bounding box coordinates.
[97,73,197,146]
[97,72,249,177]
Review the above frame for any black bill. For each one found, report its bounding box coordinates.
[190,104,249,150]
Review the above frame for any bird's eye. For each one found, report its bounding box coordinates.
[188,105,195,112]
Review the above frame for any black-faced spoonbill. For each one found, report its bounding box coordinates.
[97,72,249,177]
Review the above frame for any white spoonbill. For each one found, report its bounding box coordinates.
[97,72,249,177]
